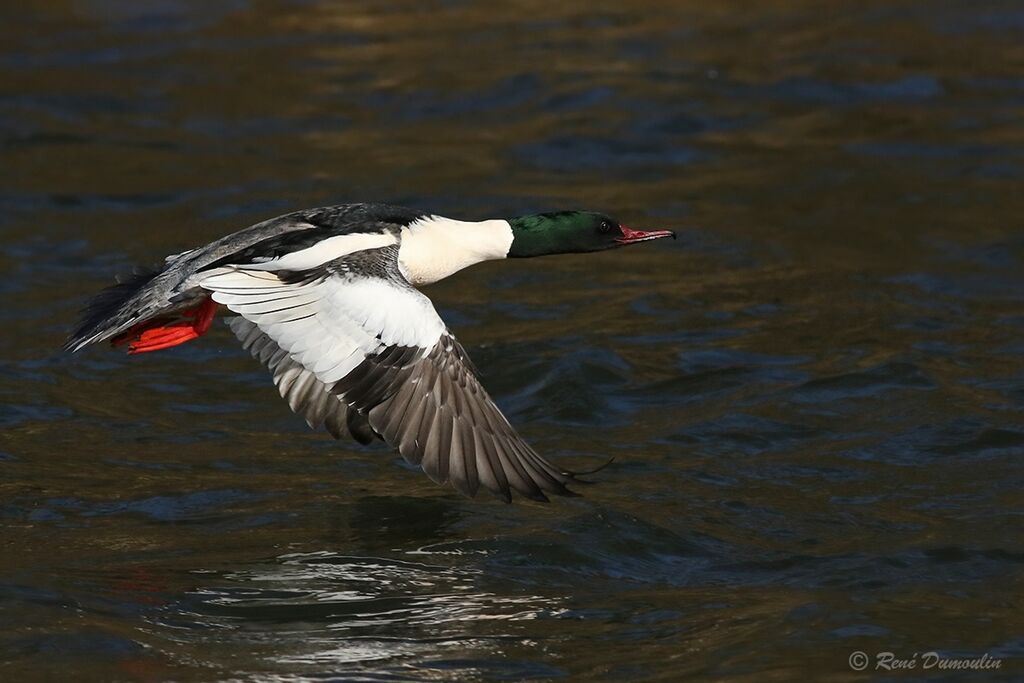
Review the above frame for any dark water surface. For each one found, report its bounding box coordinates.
[3,1,1024,680]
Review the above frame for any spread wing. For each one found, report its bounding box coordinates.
[201,247,581,502]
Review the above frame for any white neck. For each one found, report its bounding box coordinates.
[397,215,513,286]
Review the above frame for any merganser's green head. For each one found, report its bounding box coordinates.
[507,210,675,258]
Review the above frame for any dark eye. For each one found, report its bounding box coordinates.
[599,221,612,234]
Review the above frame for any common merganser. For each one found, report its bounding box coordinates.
[66,203,675,502]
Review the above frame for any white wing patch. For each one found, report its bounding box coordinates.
[246,231,398,271]
[228,316,374,442]
[201,268,446,389]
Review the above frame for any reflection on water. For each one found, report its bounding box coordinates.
[176,552,562,674]
[3,0,1024,680]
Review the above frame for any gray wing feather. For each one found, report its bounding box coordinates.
[339,334,580,502]
[228,317,375,444]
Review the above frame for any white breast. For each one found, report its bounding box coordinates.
[397,216,513,286]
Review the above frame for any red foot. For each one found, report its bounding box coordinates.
[112,297,218,354]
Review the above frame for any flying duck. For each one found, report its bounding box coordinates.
[66,203,675,502]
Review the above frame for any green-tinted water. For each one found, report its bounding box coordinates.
[2,1,1023,680]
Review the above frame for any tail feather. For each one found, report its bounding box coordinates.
[64,265,163,352]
